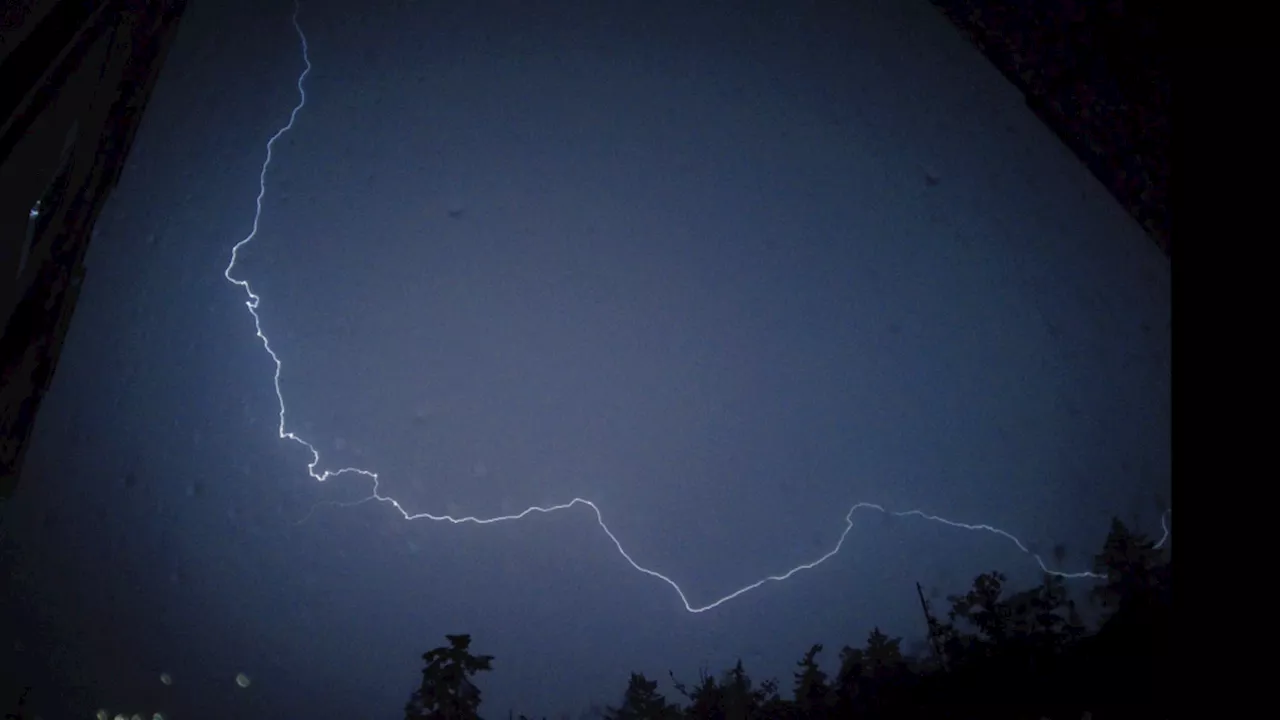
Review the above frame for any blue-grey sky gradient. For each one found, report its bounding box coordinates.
[1,0,1170,717]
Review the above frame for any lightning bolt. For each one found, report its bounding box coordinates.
[225,1,1170,614]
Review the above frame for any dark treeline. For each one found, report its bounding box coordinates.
[405,517,1171,720]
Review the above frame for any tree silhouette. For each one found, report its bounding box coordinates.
[829,627,913,715]
[1002,574,1087,654]
[405,633,495,720]
[672,660,783,719]
[671,668,725,719]
[935,568,1091,674]
[832,643,865,712]
[860,628,905,679]
[929,569,1013,671]
[1092,517,1169,616]
[404,511,1171,719]
[791,643,832,718]
[1086,516,1172,703]
[605,672,680,720]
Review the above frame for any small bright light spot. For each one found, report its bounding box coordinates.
[95,711,107,720]
[159,672,172,686]
[235,672,252,688]
[153,714,166,720]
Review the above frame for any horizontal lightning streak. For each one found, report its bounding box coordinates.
[226,1,1169,614]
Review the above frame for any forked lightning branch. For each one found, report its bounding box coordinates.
[223,0,1168,614]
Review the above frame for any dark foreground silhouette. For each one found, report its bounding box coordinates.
[405,517,1171,720]
[1,517,1168,719]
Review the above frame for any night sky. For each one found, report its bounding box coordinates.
[1,0,1171,717]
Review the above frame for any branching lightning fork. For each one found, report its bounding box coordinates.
[224,0,1169,614]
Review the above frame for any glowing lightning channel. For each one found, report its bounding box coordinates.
[226,1,1170,614]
